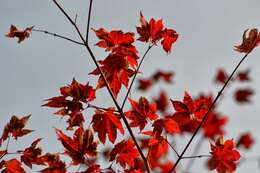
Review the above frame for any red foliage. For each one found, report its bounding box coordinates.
[234,88,254,103]
[234,28,260,53]
[92,108,124,144]
[109,139,139,168]
[207,137,240,173]
[55,127,98,165]
[237,132,254,149]
[125,97,158,131]
[6,25,33,43]
[0,115,33,146]
[0,158,26,173]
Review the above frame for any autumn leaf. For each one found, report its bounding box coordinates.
[207,137,240,173]
[153,90,169,113]
[19,138,43,168]
[1,159,26,173]
[234,28,260,53]
[152,70,174,83]
[214,68,228,84]
[137,78,153,91]
[92,108,124,144]
[0,114,33,146]
[136,12,178,53]
[236,69,251,81]
[55,127,98,165]
[77,164,101,173]
[43,79,95,129]
[125,97,158,131]
[38,153,66,173]
[6,25,33,43]
[152,117,180,137]
[90,53,136,98]
[234,88,254,103]
[202,112,228,139]
[109,139,139,168]
[237,132,254,149]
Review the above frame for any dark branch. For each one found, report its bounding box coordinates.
[86,0,93,43]
[33,28,84,45]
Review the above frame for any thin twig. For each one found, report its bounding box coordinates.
[181,155,211,160]
[185,135,204,171]
[86,0,93,43]
[87,103,119,112]
[166,138,180,157]
[169,52,249,172]
[51,1,150,172]
[33,29,84,45]
[121,44,153,110]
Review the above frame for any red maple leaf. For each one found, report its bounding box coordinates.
[136,12,178,53]
[109,139,139,168]
[0,115,33,146]
[92,108,124,144]
[147,136,168,168]
[237,132,254,149]
[6,25,33,43]
[234,88,254,103]
[43,79,95,129]
[1,159,26,173]
[90,53,136,98]
[77,164,101,173]
[55,127,98,165]
[125,97,158,131]
[161,28,178,53]
[38,153,66,173]
[152,117,180,137]
[234,28,260,53]
[171,91,208,133]
[207,137,240,173]
[19,138,43,168]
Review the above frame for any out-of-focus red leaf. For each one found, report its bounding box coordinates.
[234,28,260,53]
[234,88,254,103]
[153,90,169,113]
[109,139,139,168]
[137,78,153,91]
[161,28,178,53]
[236,69,251,81]
[92,108,124,144]
[214,68,228,84]
[77,164,101,173]
[237,132,254,149]
[0,115,33,146]
[152,70,174,83]
[207,137,240,173]
[55,127,98,165]
[152,117,180,137]
[6,25,33,43]
[202,112,228,139]
[125,97,158,131]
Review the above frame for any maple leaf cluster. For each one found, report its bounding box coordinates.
[4,6,260,173]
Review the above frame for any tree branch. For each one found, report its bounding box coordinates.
[169,52,250,172]
[86,0,93,43]
[33,28,84,45]
[121,44,153,110]
[51,1,150,172]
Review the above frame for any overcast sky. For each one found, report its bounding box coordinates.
[1,0,260,172]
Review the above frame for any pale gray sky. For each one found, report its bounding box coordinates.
[1,0,260,172]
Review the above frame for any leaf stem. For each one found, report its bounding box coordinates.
[169,52,249,172]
